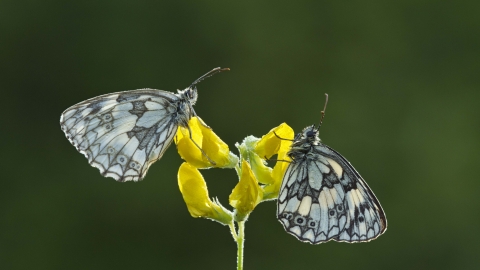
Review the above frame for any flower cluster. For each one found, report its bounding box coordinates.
[175,117,294,224]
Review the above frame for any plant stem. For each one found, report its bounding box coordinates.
[236,221,245,270]
[228,221,238,240]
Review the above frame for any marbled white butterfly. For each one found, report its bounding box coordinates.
[277,94,387,244]
[60,67,229,182]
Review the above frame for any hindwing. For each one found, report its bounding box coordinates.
[277,144,387,244]
[60,89,182,182]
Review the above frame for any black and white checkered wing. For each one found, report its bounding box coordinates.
[60,89,181,182]
[277,144,386,244]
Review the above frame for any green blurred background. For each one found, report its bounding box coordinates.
[2,1,479,269]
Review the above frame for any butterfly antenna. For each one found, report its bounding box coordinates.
[190,67,230,88]
[315,93,329,131]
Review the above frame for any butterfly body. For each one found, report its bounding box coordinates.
[60,68,227,182]
[277,125,387,244]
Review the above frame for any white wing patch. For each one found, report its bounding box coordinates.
[277,144,387,244]
[60,89,182,182]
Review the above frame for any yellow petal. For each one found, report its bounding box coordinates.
[255,123,293,200]
[178,162,214,217]
[229,161,263,220]
[262,155,290,200]
[178,162,233,224]
[175,117,238,169]
[254,123,294,160]
[236,136,274,185]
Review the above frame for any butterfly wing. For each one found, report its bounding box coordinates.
[60,89,182,182]
[277,144,387,244]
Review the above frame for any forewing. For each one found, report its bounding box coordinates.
[60,89,180,182]
[277,145,386,244]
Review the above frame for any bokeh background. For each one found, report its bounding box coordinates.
[2,1,479,269]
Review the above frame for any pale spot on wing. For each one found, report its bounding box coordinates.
[136,110,167,128]
[279,187,288,202]
[65,118,76,129]
[323,187,335,209]
[88,144,100,162]
[328,226,339,238]
[95,154,109,169]
[284,196,301,213]
[109,164,123,175]
[286,163,303,187]
[308,162,324,190]
[339,215,346,231]
[303,229,315,242]
[144,100,166,110]
[359,217,367,237]
[326,158,343,178]
[355,189,365,203]
[298,196,312,216]
[111,109,136,121]
[315,232,327,242]
[346,191,356,218]
[112,103,133,111]
[131,149,147,168]
[333,183,345,201]
[85,130,98,146]
[363,207,372,225]
[124,169,138,177]
[318,191,328,234]
[290,226,302,237]
[120,137,140,159]
[278,202,287,213]
[338,230,350,241]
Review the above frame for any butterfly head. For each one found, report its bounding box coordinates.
[184,87,199,104]
[295,125,320,144]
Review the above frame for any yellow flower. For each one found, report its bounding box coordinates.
[178,162,233,225]
[175,117,238,169]
[229,160,263,221]
[235,123,294,200]
[255,123,294,200]
[254,123,293,160]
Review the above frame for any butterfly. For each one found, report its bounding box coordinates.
[60,67,229,182]
[277,94,387,244]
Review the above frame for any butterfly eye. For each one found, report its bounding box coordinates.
[358,216,365,223]
[107,147,116,154]
[329,210,336,217]
[307,220,317,228]
[306,130,315,137]
[336,205,343,212]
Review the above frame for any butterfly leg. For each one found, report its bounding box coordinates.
[190,110,212,129]
[186,125,217,166]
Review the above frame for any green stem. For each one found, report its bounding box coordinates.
[228,221,238,240]
[236,221,245,270]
